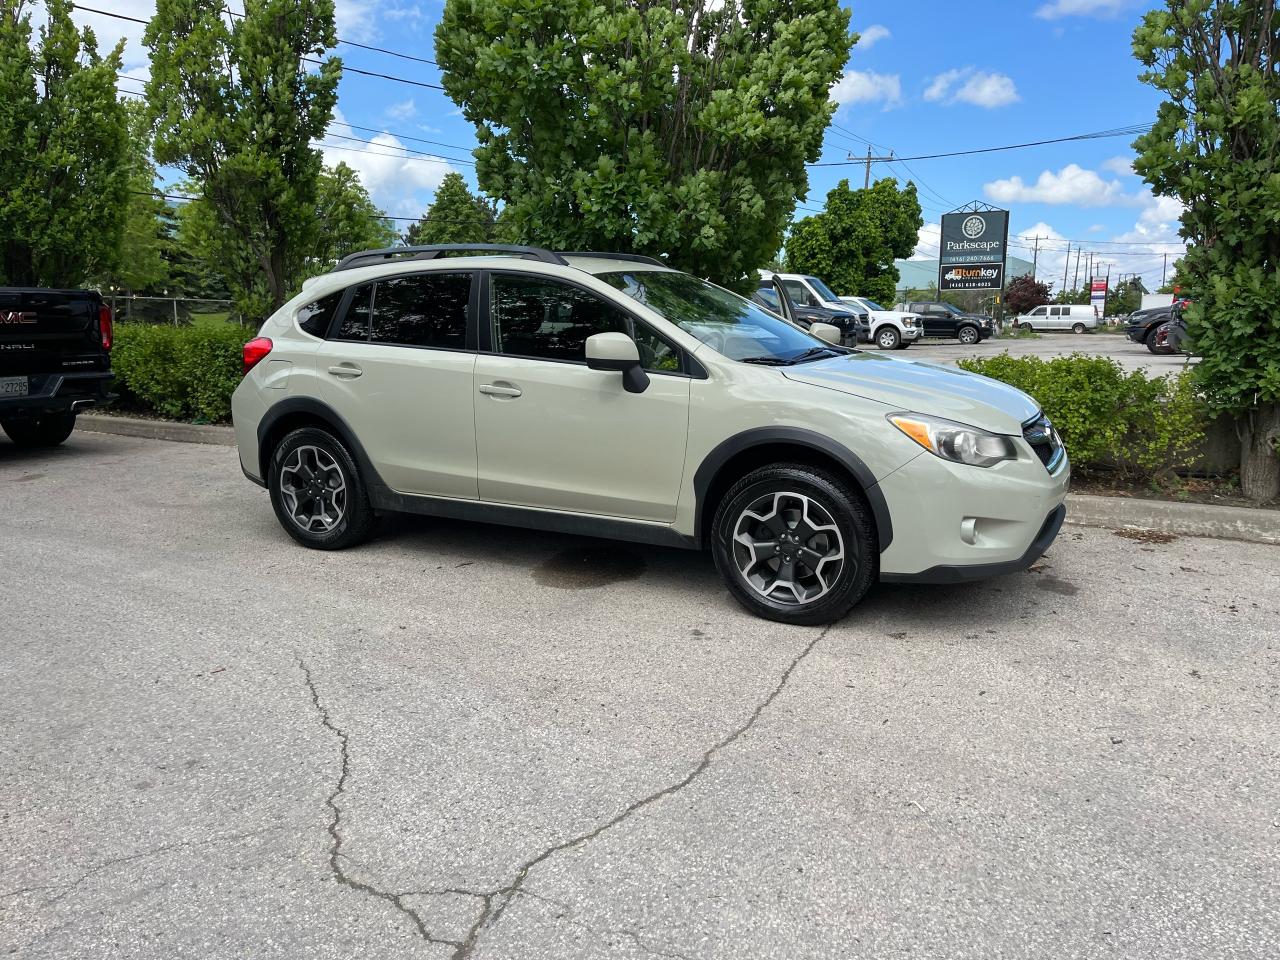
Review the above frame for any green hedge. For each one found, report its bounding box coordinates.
[111,324,253,423]
[957,353,1205,477]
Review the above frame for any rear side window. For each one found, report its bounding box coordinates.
[335,283,374,340]
[297,291,343,338]
[370,272,470,349]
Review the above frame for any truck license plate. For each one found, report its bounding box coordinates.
[0,376,29,397]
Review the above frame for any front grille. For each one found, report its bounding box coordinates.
[1023,412,1064,472]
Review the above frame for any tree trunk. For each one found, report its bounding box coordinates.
[1239,402,1280,501]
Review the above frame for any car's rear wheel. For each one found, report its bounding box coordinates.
[1072,322,1087,334]
[711,465,876,625]
[1,412,76,448]
[268,427,375,550]
[957,325,980,345]
[876,327,901,350]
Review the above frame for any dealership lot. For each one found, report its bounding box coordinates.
[2,432,1277,960]
[918,331,1198,374]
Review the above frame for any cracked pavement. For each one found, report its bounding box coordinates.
[2,432,1278,959]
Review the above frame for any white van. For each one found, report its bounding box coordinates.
[1017,304,1098,333]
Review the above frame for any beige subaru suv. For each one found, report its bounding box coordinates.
[231,246,1069,624]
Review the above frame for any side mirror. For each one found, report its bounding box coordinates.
[809,322,841,346]
[585,332,650,394]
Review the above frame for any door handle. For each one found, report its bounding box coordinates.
[479,383,522,398]
[327,364,363,379]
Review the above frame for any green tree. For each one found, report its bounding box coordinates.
[101,102,169,295]
[1133,0,1280,499]
[1004,274,1051,315]
[784,178,923,305]
[436,0,851,289]
[310,163,399,269]
[405,172,497,246]
[1109,276,1146,317]
[0,0,129,286]
[145,0,340,319]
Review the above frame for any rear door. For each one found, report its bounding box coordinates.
[314,271,479,499]
[0,288,104,377]
[473,271,691,521]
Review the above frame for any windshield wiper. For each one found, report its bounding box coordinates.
[738,355,791,366]
[785,346,843,364]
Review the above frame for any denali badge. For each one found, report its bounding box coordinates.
[0,311,37,324]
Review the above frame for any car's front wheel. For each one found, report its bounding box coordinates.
[711,465,877,625]
[268,426,375,550]
[957,325,980,345]
[875,327,901,350]
[1,412,76,448]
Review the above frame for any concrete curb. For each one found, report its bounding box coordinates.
[78,413,235,446]
[1066,492,1280,546]
[73,415,1279,546]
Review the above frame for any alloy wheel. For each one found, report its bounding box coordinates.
[731,491,846,605]
[878,329,899,349]
[279,445,348,533]
[958,327,978,345]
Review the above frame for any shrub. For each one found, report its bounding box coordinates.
[111,323,252,422]
[957,353,1206,478]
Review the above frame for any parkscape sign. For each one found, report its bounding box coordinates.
[939,208,1009,292]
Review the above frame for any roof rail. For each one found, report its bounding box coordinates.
[332,244,567,272]
[559,251,668,268]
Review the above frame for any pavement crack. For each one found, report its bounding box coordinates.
[517,889,694,960]
[454,627,829,959]
[301,661,465,951]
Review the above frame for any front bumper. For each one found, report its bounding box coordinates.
[901,326,922,341]
[0,371,114,417]
[876,444,1071,581]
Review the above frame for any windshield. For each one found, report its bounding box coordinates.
[860,299,885,311]
[806,277,840,302]
[598,270,832,363]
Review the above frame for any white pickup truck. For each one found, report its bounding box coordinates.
[838,296,923,350]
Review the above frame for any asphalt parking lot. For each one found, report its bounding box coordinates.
[3,432,1277,960]
[913,330,1197,375]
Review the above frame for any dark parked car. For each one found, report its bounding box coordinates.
[1125,306,1177,353]
[0,287,114,447]
[753,282,868,345]
[896,301,993,344]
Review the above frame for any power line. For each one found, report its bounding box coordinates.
[806,125,1151,166]
[133,189,490,225]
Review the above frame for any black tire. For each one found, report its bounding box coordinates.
[1021,323,1033,333]
[711,464,877,625]
[1,412,76,448]
[874,326,901,350]
[268,426,375,550]
[957,325,980,345]
[898,340,912,349]
[1072,322,1087,334]
[1145,324,1170,355]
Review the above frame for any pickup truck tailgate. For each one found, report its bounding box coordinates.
[0,288,106,376]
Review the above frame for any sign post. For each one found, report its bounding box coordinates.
[939,206,1010,295]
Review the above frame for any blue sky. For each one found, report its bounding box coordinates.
[86,0,1185,291]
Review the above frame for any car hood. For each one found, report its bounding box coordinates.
[782,352,1039,434]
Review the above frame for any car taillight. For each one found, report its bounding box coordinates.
[98,304,113,351]
[243,337,273,375]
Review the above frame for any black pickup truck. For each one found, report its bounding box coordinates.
[0,287,114,447]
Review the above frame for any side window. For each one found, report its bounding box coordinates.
[781,279,812,306]
[297,291,343,338]
[1030,306,1047,316]
[370,272,470,349]
[335,283,373,340]
[755,286,781,311]
[491,274,629,362]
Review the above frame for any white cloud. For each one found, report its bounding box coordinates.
[334,0,378,42]
[386,98,418,121]
[830,70,902,109]
[1088,223,1106,233]
[318,110,454,218]
[857,25,891,49]
[1101,155,1135,177]
[1036,0,1130,19]
[984,163,1131,207]
[68,0,155,76]
[924,68,1019,108]
[909,222,941,260]
[1112,193,1186,244]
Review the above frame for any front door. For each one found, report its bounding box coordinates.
[473,272,691,522]
[920,304,951,337]
[315,271,479,498]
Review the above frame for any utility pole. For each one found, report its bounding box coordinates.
[1061,241,1071,293]
[851,147,895,190]
[1072,247,1081,292]
[1031,236,1041,280]
[1162,252,1168,287]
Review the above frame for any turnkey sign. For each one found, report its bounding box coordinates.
[939,207,1010,292]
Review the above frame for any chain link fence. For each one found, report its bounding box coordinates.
[106,295,249,327]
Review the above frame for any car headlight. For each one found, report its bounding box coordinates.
[902,317,917,327]
[887,413,1018,468]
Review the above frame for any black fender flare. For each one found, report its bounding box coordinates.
[692,427,893,553]
[256,396,387,491]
